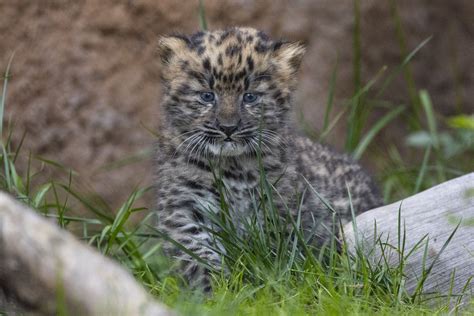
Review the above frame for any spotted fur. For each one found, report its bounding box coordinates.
[154,27,382,291]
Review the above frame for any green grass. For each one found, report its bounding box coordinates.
[2,1,474,314]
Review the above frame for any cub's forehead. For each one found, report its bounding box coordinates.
[160,27,304,92]
[188,28,277,70]
[190,28,273,54]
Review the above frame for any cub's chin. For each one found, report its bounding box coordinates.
[207,140,248,157]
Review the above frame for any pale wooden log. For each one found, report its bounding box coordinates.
[344,173,474,304]
[0,192,174,316]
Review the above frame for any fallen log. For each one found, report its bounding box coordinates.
[343,172,474,305]
[0,192,174,316]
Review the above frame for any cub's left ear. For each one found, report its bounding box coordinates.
[272,41,306,75]
[158,35,190,65]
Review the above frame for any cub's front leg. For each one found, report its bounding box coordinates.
[156,189,222,292]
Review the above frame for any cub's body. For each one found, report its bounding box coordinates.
[155,27,382,291]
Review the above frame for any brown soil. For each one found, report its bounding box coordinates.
[1,0,472,210]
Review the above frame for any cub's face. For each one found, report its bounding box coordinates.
[159,27,304,158]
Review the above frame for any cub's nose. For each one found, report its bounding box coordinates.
[218,124,239,137]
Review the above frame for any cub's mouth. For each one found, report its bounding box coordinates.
[207,138,247,157]
[175,127,282,159]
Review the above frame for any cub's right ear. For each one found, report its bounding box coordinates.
[158,35,190,64]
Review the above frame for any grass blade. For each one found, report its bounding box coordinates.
[419,90,438,149]
[198,0,208,31]
[388,0,421,126]
[1,52,15,139]
[353,105,405,159]
[413,146,431,194]
[323,56,339,133]
[375,36,432,100]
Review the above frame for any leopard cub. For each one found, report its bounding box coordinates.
[154,27,382,291]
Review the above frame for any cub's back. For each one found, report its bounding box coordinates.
[290,134,382,219]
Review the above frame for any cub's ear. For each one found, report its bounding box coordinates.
[158,35,190,64]
[272,41,306,75]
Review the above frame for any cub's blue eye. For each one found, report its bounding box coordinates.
[243,93,258,104]
[200,92,215,103]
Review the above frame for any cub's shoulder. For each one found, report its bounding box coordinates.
[290,133,376,186]
[291,134,353,166]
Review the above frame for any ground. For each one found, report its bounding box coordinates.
[0,0,472,210]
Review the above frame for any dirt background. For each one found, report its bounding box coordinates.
[0,0,473,210]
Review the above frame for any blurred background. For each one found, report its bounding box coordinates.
[1,0,473,211]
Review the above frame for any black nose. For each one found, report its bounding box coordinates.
[218,124,239,137]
